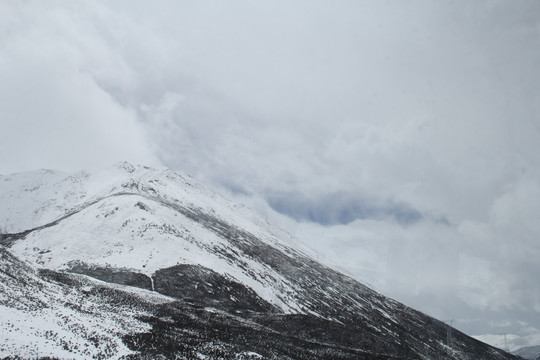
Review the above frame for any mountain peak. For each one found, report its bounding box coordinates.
[0,165,519,359]
[113,161,138,173]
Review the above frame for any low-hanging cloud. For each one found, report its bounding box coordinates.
[266,191,423,226]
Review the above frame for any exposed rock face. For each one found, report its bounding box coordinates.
[68,262,153,291]
[153,264,277,313]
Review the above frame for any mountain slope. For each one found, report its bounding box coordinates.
[0,163,519,359]
[0,246,172,359]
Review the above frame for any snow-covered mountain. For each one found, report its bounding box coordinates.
[0,163,519,359]
[514,345,540,360]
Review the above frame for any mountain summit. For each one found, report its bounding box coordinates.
[0,163,518,359]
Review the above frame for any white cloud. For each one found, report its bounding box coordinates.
[0,1,159,174]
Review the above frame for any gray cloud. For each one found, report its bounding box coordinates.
[266,191,423,226]
[2,0,540,347]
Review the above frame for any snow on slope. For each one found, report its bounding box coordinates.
[2,163,309,313]
[0,162,299,250]
[0,247,172,359]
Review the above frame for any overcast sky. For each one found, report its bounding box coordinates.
[1,0,540,349]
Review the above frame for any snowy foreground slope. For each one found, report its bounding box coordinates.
[0,163,519,359]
